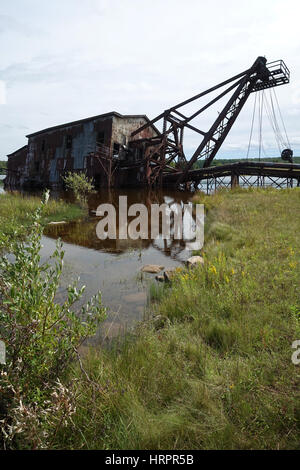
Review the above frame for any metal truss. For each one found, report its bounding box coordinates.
[197,174,298,194]
[130,57,290,188]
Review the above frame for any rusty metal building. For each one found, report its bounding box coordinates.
[5,112,159,189]
[6,145,28,187]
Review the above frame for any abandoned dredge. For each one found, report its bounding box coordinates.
[5,112,160,189]
[5,57,300,191]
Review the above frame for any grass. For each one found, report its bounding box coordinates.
[50,187,300,450]
[0,192,84,244]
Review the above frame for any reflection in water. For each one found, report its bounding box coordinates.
[41,188,196,341]
[45,188,195,258]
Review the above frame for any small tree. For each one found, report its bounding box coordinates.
[0,191,105,448]
[62,172,95,205]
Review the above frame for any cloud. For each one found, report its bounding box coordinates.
[0,13,44,37]
[0,14,31,36]
[1,0,300,159]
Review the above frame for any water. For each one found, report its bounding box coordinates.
[3,176,295,341]
[41,188,195,341]
[0,175,5,194]
[198,175,299,193]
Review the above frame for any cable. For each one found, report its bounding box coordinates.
[247,86,291,162]
[258,91,264,161]
[263,92,283,155]
[269,90,286,148]
[273,88,291,148]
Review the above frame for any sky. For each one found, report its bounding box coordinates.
[1,0,300,160]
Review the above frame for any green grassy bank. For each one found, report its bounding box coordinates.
[55,188,300,450]
[0,192,84,245]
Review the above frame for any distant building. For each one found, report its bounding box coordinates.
[6,145,28,187]
[5,112,159,188]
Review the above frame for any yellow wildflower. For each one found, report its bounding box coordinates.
[210,265,217,275]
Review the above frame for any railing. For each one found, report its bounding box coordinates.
[252,59,290,91]
[267,59,290,80]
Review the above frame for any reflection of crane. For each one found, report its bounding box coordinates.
[130,57,291,188]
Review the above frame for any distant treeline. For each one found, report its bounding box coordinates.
[0,161,7,174]
[194,156,300,169]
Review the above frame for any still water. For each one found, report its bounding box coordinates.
[41,188,195,341]
[0,175,5,193]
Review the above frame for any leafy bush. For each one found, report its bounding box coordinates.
[62,172,95,205]
[0,192,106,448]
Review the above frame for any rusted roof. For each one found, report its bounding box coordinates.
[26,112,160,138]
[7,145,28,157]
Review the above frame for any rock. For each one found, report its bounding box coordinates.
[187,255,204,267]
[141,264,164,274]
[154,267,180,282]
[48,220,67,225]
[164,268,178,282]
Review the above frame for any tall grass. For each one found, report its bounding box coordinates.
[0,192,84,245]
[51,187,300,450]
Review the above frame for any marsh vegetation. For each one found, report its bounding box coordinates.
[0,188,299,449]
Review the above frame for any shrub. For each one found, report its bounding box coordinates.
[62,172,95,205]
[0,191,106,448]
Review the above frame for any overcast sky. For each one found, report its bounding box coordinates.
[1,0,300,160]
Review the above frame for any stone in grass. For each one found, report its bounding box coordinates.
[141,264,164,274]
[186,256,204,268]
[155,267,180,283]
[164,267,178,282]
